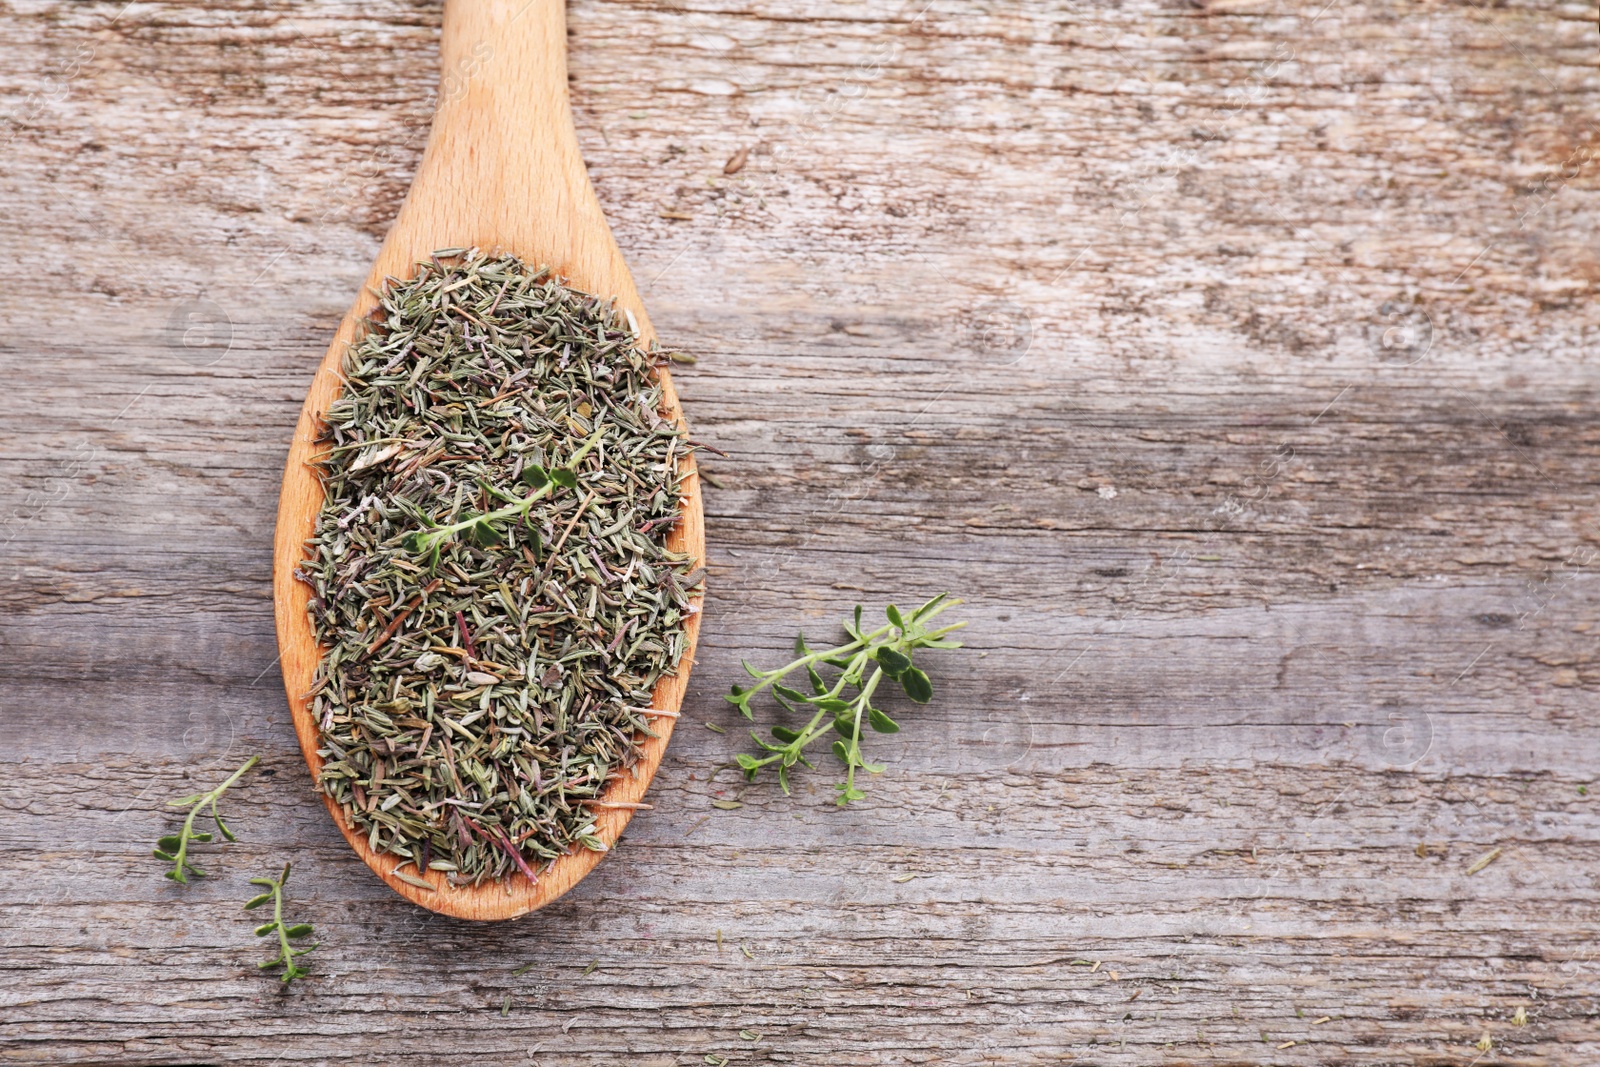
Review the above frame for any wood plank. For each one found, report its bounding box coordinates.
[1,0,1597,1062]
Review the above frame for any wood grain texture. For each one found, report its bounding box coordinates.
[271,0,705,920]
[1,0,1598,1063]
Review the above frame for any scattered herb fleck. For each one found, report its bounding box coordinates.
[730,596,966,805]
[244,862,317,985]
[583,959,599,976]
[1466,847,1502,875]
[300,249,702,885]
[153,756,260,883]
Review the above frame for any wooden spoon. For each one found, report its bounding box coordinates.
[271,0,703,920]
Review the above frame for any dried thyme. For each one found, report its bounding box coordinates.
[299,249,701,886]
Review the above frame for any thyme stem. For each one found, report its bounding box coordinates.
[268,867,295,973]
[844,667,886,798]
[154,755,260,883]
[734,625,894,706]
[246,862,317,984]
[415,480,555,549]
[412,425,605,554]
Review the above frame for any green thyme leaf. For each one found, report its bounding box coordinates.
[468,519,504,547]
[867,707,900,733]
[917,636,965,649]
[900,667,934,704]
[875,646,912,677]
[806,663,827,694]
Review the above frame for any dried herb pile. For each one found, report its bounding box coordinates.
[299,249,701,887]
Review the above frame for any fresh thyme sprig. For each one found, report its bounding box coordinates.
[403,425,602,562]
[245,862,318,985]
[153,756,260,883]
[730,595,967,805]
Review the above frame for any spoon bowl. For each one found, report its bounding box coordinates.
[272,0,702,920]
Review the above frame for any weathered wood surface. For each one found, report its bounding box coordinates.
[2,1,1598,1064]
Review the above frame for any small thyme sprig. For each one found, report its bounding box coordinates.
[245,862,318,985]
[403,425,602,562]
[153,756,260,883]
[730,595,967,805]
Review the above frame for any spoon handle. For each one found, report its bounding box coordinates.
[379,0,641,317]
[440,0,570,111]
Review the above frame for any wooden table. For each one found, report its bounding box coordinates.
[3,2,1597,1063]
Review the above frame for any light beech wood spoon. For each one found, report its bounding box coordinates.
[272,0,702,920]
